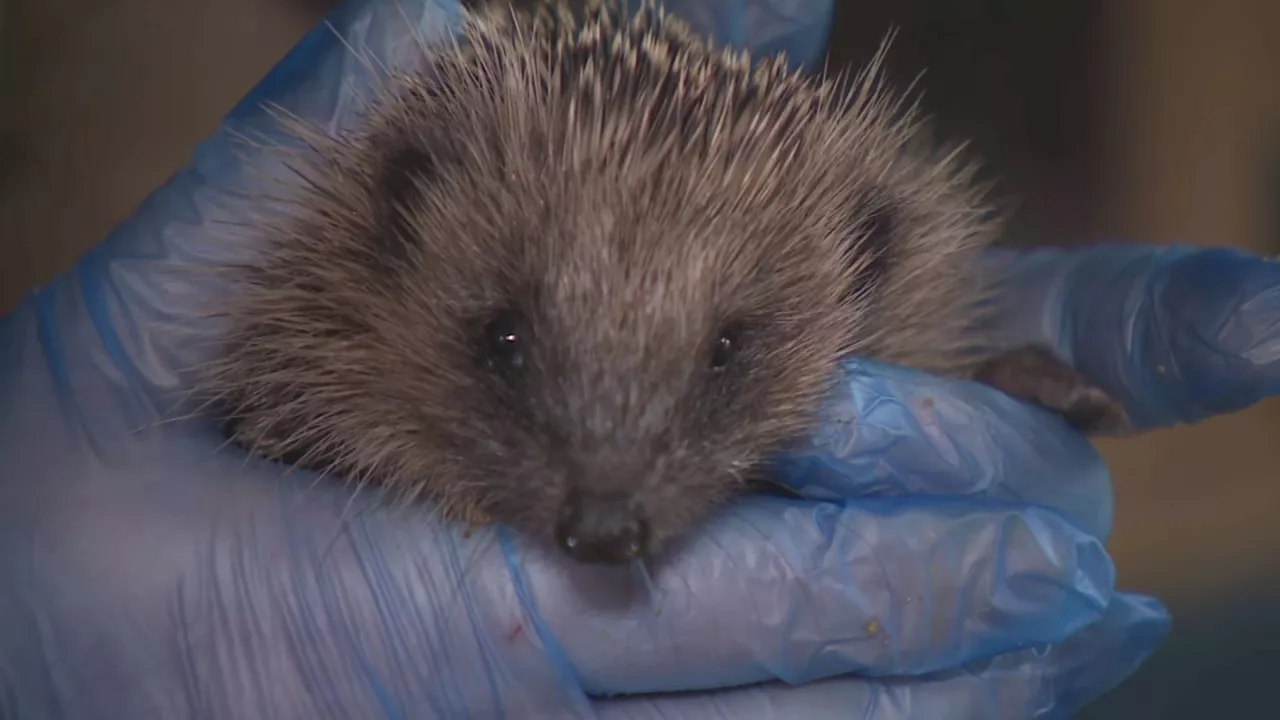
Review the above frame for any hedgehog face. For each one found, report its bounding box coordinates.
[209,0,995,566]
[421,175,862,563]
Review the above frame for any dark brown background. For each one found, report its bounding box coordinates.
[3,0,1279,716]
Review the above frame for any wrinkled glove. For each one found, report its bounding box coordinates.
[4,0,1278,717]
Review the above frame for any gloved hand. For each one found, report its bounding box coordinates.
[3,0,1277,717]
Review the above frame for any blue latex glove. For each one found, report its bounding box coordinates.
[3,0,1277,716]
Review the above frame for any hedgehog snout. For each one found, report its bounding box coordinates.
[553,486,651,564]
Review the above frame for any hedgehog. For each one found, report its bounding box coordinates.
[202,0,1125,566]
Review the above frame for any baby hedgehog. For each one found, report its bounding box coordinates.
[206,0,1124,566]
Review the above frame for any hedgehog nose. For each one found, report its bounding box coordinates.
[555,490,650,564]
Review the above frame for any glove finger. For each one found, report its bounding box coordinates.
[900,591,1170,719]
[770,357,1114,539]
[988,245,1280,429]
[592,592,1168,720]
[504,493,1114,696]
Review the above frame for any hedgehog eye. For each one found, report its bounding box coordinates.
[709,327,740,370]
[484,310,527,371]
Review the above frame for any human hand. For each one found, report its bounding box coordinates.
[3,0,1277,717]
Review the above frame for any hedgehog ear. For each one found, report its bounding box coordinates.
[842,190,898,299]
[375,144,438,265]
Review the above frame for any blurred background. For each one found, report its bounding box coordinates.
[2,0,1278,715]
